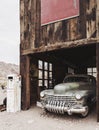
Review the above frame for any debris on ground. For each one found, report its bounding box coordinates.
[0,105,6,112]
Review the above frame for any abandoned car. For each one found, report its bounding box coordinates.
[40,74,96,117]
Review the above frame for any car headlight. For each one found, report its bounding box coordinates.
[75,94,82,100]
[40,92,45,98]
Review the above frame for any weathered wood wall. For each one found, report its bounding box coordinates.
[20,0,97,54]
[40,0,96,48]
[20,0,41,52]
[86,0,96,38]
[20,0,40,109]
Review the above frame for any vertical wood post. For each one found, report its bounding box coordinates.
[96,0,99,122]
[20,55,30,110]
[96,44,99,122]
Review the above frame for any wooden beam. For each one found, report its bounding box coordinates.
[20,55,30,110]
[96,0,99,122]
[21,38,98,55]
[96,43,99,122]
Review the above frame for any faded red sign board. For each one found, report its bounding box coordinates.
[41,0,79,25]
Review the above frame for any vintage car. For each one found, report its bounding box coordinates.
[40,74,96,117]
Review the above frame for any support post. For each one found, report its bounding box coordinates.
[20,55,30,110]
[96,0,99,122]
[96,44,99,122]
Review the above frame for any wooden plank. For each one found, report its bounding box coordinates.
[96,0,99,122]
[20,55,30,110]
[69,17,81,40]
[96,43,99,122]
[20,0,24,50]
[35,0,41,48]
[86,0,96,38]
[30,0,36,49]
[79,0,86,39]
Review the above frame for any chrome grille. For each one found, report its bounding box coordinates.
[45,95,77,104]
[43,95,78,113]
[46,95,77,106]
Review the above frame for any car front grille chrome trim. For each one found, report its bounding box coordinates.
[44,95,79,114]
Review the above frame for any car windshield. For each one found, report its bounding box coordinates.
[63,76,89,83]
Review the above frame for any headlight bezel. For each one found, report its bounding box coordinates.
[40,91,45,98]
[75,94,82,100]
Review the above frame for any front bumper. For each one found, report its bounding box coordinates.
[44,104,88,115]
[66,106,88,115]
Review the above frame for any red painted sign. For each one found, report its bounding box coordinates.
[41,0,79,25]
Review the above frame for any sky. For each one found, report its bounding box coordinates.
[0,0,20,65]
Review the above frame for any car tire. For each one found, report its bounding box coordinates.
[80,106,89,118]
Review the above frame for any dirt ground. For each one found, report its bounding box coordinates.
[0,106,99,130]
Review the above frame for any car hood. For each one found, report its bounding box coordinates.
[54,82,92,96]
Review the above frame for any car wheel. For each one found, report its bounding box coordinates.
[81,106,89,118]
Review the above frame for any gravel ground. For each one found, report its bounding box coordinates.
[0,106,99,130]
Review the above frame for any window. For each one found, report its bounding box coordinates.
[38,60,53,89]
[38,60,43,69]
[87,67,97,78]
[68,67,74,74]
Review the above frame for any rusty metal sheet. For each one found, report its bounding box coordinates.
[41,0,79,25]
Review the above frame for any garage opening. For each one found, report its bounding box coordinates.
[30,43,96,105]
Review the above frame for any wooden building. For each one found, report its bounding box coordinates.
[20,0,99,121]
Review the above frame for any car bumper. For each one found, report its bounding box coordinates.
[44,104,88,115]
[65,106,88,115]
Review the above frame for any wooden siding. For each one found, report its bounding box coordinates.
[40,0,96,49]
[20,0,41,52]
[86,0,96,38]
[40,0,86,47]
[20,0,97,54]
